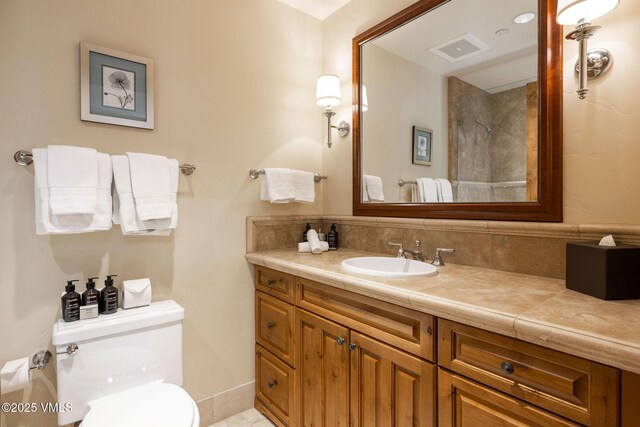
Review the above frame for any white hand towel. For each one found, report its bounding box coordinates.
[411,182,420,203]
[112,155,177,236]
[298,241,329,253]
[417,178,438,202]
[292,170,315,203]
[435,178,453,202]
[47,145,98,215]
[126,152,172,220]
[34,149,112,234]
[364,175,385,202]
[306,229,323,254]
[259,168,295,203]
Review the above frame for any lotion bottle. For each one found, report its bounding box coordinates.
[61,280,81,322]
[303,223,311,242]
[327,224,339,250]
[82,277,100,306]
[99,275,119,314]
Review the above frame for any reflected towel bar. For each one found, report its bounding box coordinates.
[249,168,327,183]
[14,150,196,176]
[398,179,417,187]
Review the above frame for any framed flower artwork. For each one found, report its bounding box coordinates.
[412,126,432,166]
[80,42,154,129]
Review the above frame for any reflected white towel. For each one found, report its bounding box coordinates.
[292,170,315,203]
[411,182,420,203]
[364,175,384,202]
[48,145,98,215]
[435,178,453,202]
[298,241,329,253]
[417,178,438,202]
[126,152,172,220]
[34,149,112,234]
[260,168,295,203]
[113,155,178,236]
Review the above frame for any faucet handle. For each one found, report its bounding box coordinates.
[432,248,455,266]
[388,242,404,257]
[415,240,422,249]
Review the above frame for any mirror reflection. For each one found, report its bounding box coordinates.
[361,0,539,204]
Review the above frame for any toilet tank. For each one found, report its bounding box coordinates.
[52,300,185,426]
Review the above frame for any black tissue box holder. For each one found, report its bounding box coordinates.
[566,242,640,300]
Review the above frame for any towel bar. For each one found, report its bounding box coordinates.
[14,150,196,176]
[398,179,417,187]
[249,168,327,183]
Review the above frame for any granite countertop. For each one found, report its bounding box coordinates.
[246,248,640,374]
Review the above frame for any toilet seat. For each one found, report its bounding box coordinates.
[81,382,199,427]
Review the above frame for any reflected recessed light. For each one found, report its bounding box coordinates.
[495,28,510,37]
[514,12,536,24]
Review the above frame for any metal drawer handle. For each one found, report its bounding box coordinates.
[268,380,278,388]
[500,361,514,375]
[267,322,275,330]
[427,326,433,336]
[348,342,357,351]
[337,337,346,346]
[266,279,275,286]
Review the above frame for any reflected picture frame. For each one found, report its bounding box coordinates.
[80,42,154,129]
[412,126,432,166]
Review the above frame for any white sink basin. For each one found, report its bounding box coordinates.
[341,257,438,278]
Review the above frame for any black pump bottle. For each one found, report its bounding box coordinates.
[99,275,119,314]
[82,277,100,306]
[61,280,81,322]
[303,223,311,242]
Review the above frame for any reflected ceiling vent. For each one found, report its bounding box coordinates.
[429,33,490,63]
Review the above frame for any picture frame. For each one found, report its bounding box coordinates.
[80,42,154,129]
[412,126,432,166]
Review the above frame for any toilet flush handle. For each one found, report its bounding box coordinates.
[57,344,79,356]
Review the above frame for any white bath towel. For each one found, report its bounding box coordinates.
[417,178,438,203]
[112,155,178,236]
[292,170,315,203]
[47,145,98,215]
[364,175,385,202]
[435,178,453,202]
[260,168,295,203]
[306,229,323,254]
[34,149,112,234]
[411,182,421,203]
[298,241,329,253]
[126,152,173,220]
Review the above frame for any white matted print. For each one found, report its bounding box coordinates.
[102,66,135,110]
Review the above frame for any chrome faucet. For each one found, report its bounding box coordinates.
[431,248,455,266]
[388,240,425,262]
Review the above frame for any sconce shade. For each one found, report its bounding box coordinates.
[556,0,619,25]
[316,74,341,108]
[361,86,368,112]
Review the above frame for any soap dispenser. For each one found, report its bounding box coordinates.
[61,280,81,322]
[303,223,311,242]
[99,275,119,315]
[82,277,100,306]
[327,223,339,250]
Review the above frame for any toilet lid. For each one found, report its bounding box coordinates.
[82,382,196,427]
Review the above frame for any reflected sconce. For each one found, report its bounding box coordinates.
[316,74,350,148]
[557,0,619,99]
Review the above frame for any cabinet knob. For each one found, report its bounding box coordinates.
[348,342,357,351]
[336,337,346,346]
[266,278,275,286]
[268,380,278,388]
[266,322,275,330]
[500,361,514,375]
[427,326,433,336]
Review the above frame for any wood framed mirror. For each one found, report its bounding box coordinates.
[352,0,562,221]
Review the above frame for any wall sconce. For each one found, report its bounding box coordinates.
[316,74,350,148]
[557,0,619,99]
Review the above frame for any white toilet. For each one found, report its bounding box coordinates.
[52,300,200,427]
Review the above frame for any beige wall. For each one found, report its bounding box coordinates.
[0,0,322,424]
[362,44,448,203]
[322,0,640,226]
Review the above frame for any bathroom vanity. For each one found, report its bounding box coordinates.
[248,249,640,427]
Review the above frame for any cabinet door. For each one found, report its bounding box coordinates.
[438,368,579,427]
[297,309,350,427]
[350,331,436,427]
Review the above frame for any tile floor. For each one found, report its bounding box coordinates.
[210,408,274,427]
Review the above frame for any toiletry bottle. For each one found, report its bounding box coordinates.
[303,223,311,242]
[82,277,100,306]
[61,280,81,322]
[100,275,119,314]
[318,228,326,242]
[327,224,339,250]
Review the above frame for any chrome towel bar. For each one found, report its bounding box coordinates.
[249,168,327,183]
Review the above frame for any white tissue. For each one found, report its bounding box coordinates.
[1,357,30,395]
[298,241,329,253]
[598,235,616,247]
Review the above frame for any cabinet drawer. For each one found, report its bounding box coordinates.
[438,368,579,426]
[256,291,295,366]
[297,279,435,361]
[438,320,619,426]
[255,266,294,303]
[256,345,296,426]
